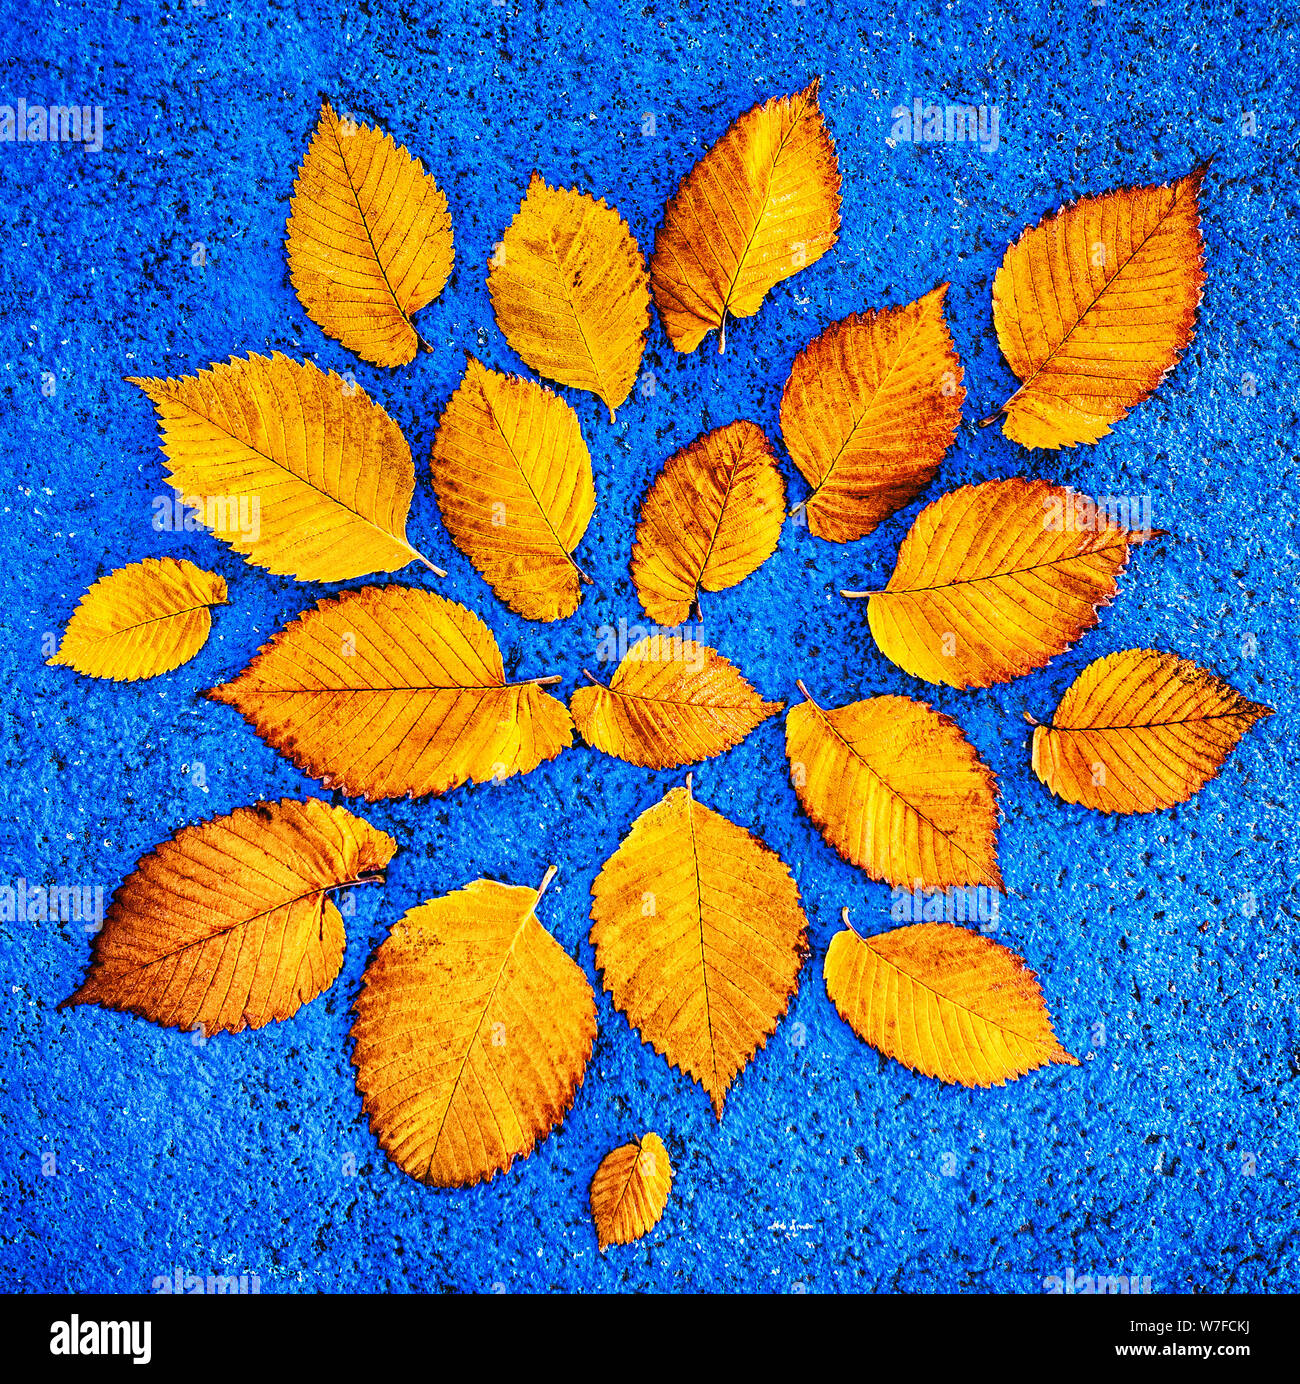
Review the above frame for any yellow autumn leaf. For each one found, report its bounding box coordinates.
[129,353,443,582]
[847,477,1158,689]
[590,1133,673,1252]
[650,80,842,353]
[286,99,454,367]
[352,868,597,1187]
[46,557,226,681]
[62,798,396,1035]
[1030,648,1272,813]
[825,916,1078,1086]
[488,173,650,418]
[781,285,964,542]
[571,637,782,769]
[208,584,572,801]
[590,779,808,1116]
[786,684,1002,892]
[630,420,785,625]
[985,165,1207,448]
[430,357,595,621]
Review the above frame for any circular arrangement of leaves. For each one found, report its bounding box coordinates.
[49,88,1271,1251]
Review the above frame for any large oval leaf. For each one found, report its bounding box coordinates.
[286,100,454,367]
[786,685,1002,891]
[352,871,597,1187]
[62,799,397,1035]
[129,353,441,581]
[649,81,841,353]
[849,477,1158,689]
[825,918,1078,1086]
[1031,648,1272,813]
[987,166,1207,448]
[208,585,572,800]
[430,357,595,621]
[590,781,808,1116]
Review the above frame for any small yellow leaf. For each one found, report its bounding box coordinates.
[630,421,785,625]
[1031,648,1272,813]
[590,780,808,1116]
[208,584,572,801]
[988,165,1207,448]
[352,869,597,1187]
[62,798,396,1035]
[571,638,782,769]
[286,99,454,367]
[825,918,1078,1086]
[849,477,1157,689]
[781,285,964,542]
[430,357,595,621]
[129,353,442,582]
[786,684,1002,892]
[488,173,650,417]
[590,1132,674,1252]
[47,557,226,681]
[650,80,842,353]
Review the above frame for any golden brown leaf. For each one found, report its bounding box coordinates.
[786,684,1002,891]
[1031,648,1272,813]
[208,584,572,801]
[129,353,443,582]
[488,173,650,417]
[430,357,595,620]
[825,916,1078,1086]
[589,779,808,1116]
[46,557,226,681]
[62,799,396,1035]
[986,165,1207,448]
[590,1132,674,1251]
[351,868,597,1187]
[286,99,454,367]
[847,477,1158,689]
[781,285,964,542]
[649,80,842,353]
[571,638,781,769]
[630,421,785,625]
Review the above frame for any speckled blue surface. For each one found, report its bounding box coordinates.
[1,0,1296,1295]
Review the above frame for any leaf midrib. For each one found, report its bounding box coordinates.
[426,894,540,1178]
[877,536,1141,597]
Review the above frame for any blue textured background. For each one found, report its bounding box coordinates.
[2,0,1296,1294]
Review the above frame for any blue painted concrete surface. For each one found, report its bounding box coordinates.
[0,0,1296,1293]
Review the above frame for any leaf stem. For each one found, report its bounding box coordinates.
[840,587,880,599]
[580,668,603,686]
[536,864,559,900]
[795,679,817,706]
[324,871,387,896]
[841,906,867,939]
[412,549,448,578]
